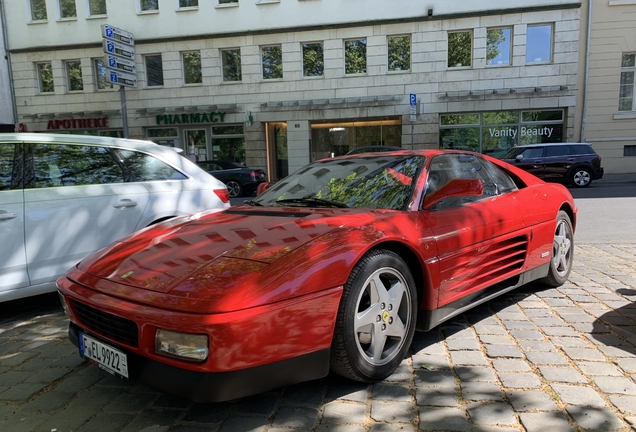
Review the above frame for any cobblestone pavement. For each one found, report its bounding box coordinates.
[1,244,635,432]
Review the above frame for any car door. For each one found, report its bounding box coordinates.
[542,144,573,182]
[512,146,546,179]
[422,154,527,307]
[23,142,150,285]
[0,141,29,293]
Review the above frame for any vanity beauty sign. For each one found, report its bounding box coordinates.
[488,126,555,139]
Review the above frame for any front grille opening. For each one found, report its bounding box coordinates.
[70,300,139,347]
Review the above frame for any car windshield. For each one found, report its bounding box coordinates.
[251,155,425,210]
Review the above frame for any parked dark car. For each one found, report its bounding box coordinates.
[345,146,402,155]
[197,160,267,197]
[499,143,604,188]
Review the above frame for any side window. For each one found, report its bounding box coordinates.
[544,145,571,157]
[521,147,544,159]
[29,144,124,188]
[424,154,493,210]
[0,143,23,190]
[572,145,593,155]
[481,159,519,194]
[117,150,187,181]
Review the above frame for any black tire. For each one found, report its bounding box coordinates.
[225,180,242,198]
[538,210,574,287]
[570,167,592,188]
[330,249,417,382]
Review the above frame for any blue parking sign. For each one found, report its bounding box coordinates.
[410,94,416,106]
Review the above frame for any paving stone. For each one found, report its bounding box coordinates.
[491,359,531,373]
[0,371,30,386]
[590,376,636,395]
[21,389,75,412]
[505,390,558,411]
[445,338,481,350]
[0,381,48,401]
[497,372,542,388]
[461,382,503,401]
[609,395,636,415]
[524,351,569,365]
[615,357,636,373]
[121,409,183,432]
[385,362,413,382]
[415,386,458,407]
[454,366,497,382]
[518,412,575,432]
[566,406,627,430]
[597,345,636,357]
[181,402,231,423]
[501,321,536,330]
[233,393,278,416]
[550,384,606,407]
[104,391,159,413]
[561,346,607,361]
[477,335,514,345]
[538,366,587,383]
[577,361,623,376]
[517,340,557,352]
[472,324,507,335]
[412,354,451,371]
[76,411,134,432]
[414,370,455,388]
[466,402,516,426]
[54,371,102,392]
[282,380,326,406]
[368,423,415,432]
[0,409,52,432]
[326,379,369,403]
[484,344,523,358]
[272,406,319,429]
[371,383,411,401]
[418,407,468,431]
[449,350,488,366]
[509,330,544,340]
[322,401,367,424]
[370,400,413,423]
[315,425,365,432]
[217,416,267,432]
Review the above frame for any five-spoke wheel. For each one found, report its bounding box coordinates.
[539,210,574,287]
[225,180,242,198]
[571,168,592,188]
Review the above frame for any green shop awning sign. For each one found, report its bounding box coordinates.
[156,112,226,125]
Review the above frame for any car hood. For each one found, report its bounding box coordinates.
[77,206,373,296]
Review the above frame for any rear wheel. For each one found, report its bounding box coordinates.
[539,210,574,287]
[225,180,242,198]
[330,249,417,382]
[570,168,592,188]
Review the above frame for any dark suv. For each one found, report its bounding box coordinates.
[500,143,604,188]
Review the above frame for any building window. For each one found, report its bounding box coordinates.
[302,43,324,77]
[221,49,242,82]
[29,0,48,21]
[179,0,198,7]
[448,31,472,68]
[182,51,202,84]
[387,35,410,72]
[145,54,164,87]
[624,145,636,156]
[140,0,159,11]
[65,60,83,91]
[88,0,107,15]
[262,45,283,80]
[619,54,635,112]
[526,24,553,63]
[37,62,54,93]
[94,59,113,90]
[487,28,511,66]
[218,0,238,5]
[344,38,367,75]
[59,0,76,18]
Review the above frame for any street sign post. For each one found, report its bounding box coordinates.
[409,94,416,149]
[101,24,136,138]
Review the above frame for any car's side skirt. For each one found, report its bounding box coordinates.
[417,263,549,332]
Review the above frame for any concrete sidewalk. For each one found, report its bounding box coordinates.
[596,173,636,184]
[1,244,635,432]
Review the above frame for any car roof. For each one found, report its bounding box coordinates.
[512,142,590,149]
[0,133,161,150]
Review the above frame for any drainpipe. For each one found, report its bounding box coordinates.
[580,0,593,142]
[0,0,18,129]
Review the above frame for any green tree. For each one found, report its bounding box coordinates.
[486,28,507,64]
[89,0,107,15]
[30,0,47,20]
[303,43,324,77]
[345,39,367,74]
[448,31,472,68]
[60,0,76,18]
[388,36,410,72]
[222,49,242,82]
[183,52,202,84]
[141,0,158,11]
[38,63,54,93]
[66,61,83,91]
[262,46,283,80]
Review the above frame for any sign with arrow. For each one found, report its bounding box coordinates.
[108,70,137,88]
[105,54,136,74]
[102,24,134,46]
[103,39,135,60]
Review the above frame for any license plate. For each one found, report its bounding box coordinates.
[79,333,129,378]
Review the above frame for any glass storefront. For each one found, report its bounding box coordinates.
[310,118,402,161]
[439,110,564,157]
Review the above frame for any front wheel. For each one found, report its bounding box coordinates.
[570,168,592,188]
[539,210,574,287]
[330,249,417,382]
[225,180,242,198]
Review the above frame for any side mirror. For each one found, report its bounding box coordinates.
[423,178,484,210]
[256,182,270,195]
[515,154,524,161]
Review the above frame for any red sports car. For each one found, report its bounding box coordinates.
[57,150,576,402]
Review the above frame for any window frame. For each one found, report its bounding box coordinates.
[302,42,324,78]
[177,0,198,9]
[526,23,554,64]
[486,27,512,67]
[36,62,55,93]
[144,54,164,87]
[93,58,113,91]
[86,0,107,16]
[139,0,159,13]
[261,45,283,80]
[217,0,238,7]
[447,30,473,69]
[65,60,84,92]
[344,38,367,76]
[57,0,77,20]
[387,35,411,73]
[221,48,242,83]
[619,53,636,112]
[182,51,203,85]
[28,0,48,22]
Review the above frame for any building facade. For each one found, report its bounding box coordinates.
[580,0,636,172]
[5,0,584,179]
[0,1,15,131]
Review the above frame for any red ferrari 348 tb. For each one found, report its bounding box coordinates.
[57,150,576,402]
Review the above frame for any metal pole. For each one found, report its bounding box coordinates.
[1,0,18,130]
[120,85,128,138]
[411,123,414,150]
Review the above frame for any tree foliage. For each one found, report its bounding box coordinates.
[141,0,159,11]
[89,0,107,15]
[303,43,324,77]
[486,29,508,64]
[66,61,83,91]
[448,31,472,68]
[345,39,367,74]
[30,0,47,20]
[183,52,202,84]
[60,0,76,18]
[38,63,54,93]
[262,46,283,80]
[388,36,410,72]
[222,49,242,82]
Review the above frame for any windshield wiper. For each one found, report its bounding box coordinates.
[275,196,349,208]
[243,199,263,206]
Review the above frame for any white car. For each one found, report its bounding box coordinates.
[0,133,230,302]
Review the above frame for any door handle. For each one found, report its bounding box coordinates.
[113,199,138,209]
[0,212,17,221]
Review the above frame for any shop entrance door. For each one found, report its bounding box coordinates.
[184,129,208,162]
